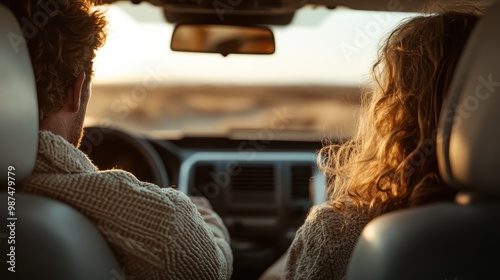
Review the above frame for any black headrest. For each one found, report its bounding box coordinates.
[438,1,500,196]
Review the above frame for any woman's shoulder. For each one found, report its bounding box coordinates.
[283,203,371,279]
[303,203,369,235]
[292,203,371,260]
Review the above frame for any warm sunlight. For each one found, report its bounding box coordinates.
[93,2,416,86]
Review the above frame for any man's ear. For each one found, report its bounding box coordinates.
[67,72,86,113]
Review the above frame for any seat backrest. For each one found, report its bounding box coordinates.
[0,3,121,279]
[0,193,123,279]
[0,2,38,187]
[346,2,500,280]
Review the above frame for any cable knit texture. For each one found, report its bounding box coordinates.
[283,204,370,280]
[22,130,233,279]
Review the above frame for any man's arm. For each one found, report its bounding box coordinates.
[190,196,233,278]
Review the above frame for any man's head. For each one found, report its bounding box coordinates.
[3,0,106,147]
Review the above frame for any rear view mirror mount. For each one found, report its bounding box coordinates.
[170,24,275,57]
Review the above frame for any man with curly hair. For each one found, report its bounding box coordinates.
[2,0,233,279]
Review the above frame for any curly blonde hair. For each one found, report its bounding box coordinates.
[321,5,482,219]
[4,0,107,124]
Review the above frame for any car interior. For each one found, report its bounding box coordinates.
[0,0,498,279]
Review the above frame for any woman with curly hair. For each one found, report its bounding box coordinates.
[282,4,484,280]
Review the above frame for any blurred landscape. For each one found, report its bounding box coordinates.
[85,85,362,141]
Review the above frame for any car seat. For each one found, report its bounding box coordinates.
[0,3,121,279]
[346,2,500,280]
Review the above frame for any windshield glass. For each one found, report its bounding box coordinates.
[86,2,416,140]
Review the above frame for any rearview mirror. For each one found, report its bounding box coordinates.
[171,24,275,56]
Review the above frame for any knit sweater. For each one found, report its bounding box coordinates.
[283,204,370,280]
[22,131,233,279]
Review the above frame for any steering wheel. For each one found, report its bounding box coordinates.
[79,126,170,188]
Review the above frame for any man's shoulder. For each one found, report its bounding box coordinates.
[28,160,185,208]
[94,169,182,198]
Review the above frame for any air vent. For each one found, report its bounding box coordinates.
[232,165,274,192]
[291,164,312,199]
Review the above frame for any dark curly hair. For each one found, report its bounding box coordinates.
[3,0,107,124]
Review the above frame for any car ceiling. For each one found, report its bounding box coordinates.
[102,0,463,13]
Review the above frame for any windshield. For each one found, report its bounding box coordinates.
[86,2,416,140]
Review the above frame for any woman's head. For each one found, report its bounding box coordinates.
[322,5,482,218]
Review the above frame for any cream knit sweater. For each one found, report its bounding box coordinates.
[283,204,370,280]
[23,131,233,279]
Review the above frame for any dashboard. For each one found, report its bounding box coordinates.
[80,126,327,279]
